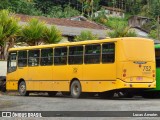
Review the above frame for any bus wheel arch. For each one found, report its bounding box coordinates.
[18,79,29,96]
[70,78,82,98]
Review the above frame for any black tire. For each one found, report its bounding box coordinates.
[71,80,82,98]
[48,92,57,97]
[18,81,29,96]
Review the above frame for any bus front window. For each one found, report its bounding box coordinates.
[7,52,17,73]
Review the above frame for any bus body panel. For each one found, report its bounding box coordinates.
[82,63,116,92]
[121,61,155,83]
[116,39,155,84]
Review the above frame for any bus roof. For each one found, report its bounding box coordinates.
[9,37,153,51]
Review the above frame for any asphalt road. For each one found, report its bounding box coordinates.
[0,92,160,120]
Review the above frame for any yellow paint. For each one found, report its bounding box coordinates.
[6,37,156,92]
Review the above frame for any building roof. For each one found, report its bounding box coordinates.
[15,14,106,30]
[15,14,108,38]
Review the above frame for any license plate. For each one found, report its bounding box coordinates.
[136,77,143,81]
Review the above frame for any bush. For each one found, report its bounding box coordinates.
[105,17,127,29]
[75,30,98,41]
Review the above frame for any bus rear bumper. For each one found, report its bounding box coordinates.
[116,79,156,89]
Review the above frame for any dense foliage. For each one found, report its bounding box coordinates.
[0,10,62,60]
[0,0,159,40]
[0,0,159,19]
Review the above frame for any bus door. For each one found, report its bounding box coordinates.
[7,52,18,90]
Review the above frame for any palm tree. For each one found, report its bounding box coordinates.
[20,18,62,45]
[0,10,20,59]
[20,18,46,46]
[107,24,137,38]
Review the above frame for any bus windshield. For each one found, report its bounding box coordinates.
[122,40,154,61]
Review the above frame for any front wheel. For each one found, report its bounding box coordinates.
[71,80,82,98]
[18,81,29,96]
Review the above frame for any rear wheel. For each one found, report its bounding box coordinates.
[18,81,29,96]
[71,80,82,98]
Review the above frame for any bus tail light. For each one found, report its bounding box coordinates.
[152,70,155,77]
[153,74,155,77]
[123,69,127,77]
[123,74,126,77]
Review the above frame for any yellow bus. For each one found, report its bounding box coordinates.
[6,37,156,98]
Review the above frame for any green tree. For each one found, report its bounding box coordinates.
[148,30,157,39]
[43,25,62,44]
[75,30,98,41]
[107,24,137,38]
[93,8,108,24]
[0,10,20,59]
[20,18,46,46]
[78,0,85,15]
[0,0,42,16]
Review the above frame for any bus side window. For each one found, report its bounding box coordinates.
[69,46,83,64]
[40,48,53,66]
[7,52,17,73]
[28,50,40,66]
[85,44,100,64]
[102,43,115,63]
[18,51,27,67]
[54,47,67,65]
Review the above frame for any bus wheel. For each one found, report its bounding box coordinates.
[18,81,29,96]
[48,92,57,97]
[71,80,82,98]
